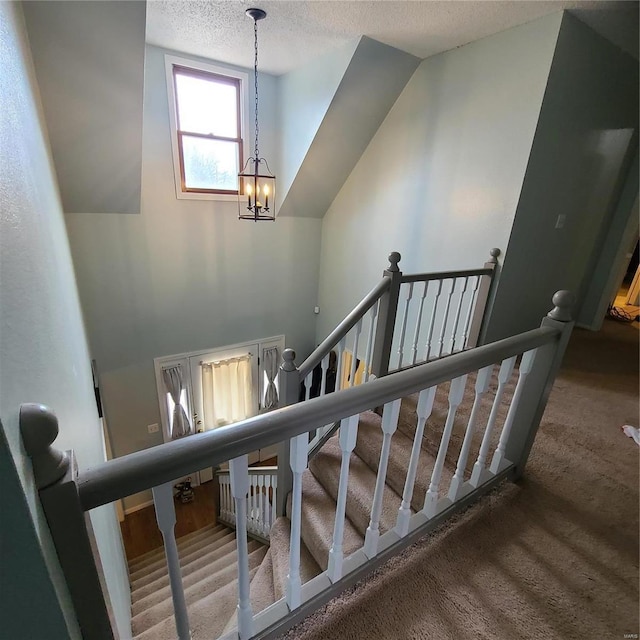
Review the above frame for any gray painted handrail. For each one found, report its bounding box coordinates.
[400,267,494,284]
[77,325,560,511]
[299,277,391,379]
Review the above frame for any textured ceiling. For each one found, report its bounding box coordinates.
[146,1,639,75]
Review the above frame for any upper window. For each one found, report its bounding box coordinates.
[165,56,248,200]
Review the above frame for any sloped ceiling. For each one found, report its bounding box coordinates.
[277,37,420,218]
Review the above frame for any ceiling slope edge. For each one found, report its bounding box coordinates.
[278,36,420,218]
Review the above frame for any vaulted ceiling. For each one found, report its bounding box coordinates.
[147,0,638,75]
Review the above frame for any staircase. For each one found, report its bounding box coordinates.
[129,376,505,639]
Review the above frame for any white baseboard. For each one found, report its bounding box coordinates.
[123,499,154,516]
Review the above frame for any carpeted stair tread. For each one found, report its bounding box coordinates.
[309,435,404,537]
[128,523,223,572]
[131,542,267,636]
[355,410,435,512]
[131,535,238,600]
[270,516,321,600]
[294,469,363,570]
[130,530,236,588]
[222,548,278,635]
[131,537,247,617]
[135,566,260,640]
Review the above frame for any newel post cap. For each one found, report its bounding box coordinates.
[280,348,298,372]
[387,252,401,272]
[547,290,575,322]
[488,248,501,263]
[20,403,69,489]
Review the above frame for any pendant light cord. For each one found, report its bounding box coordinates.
[253,17,260,162]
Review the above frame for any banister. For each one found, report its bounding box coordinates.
[77,325,561,511]
[299,277,391,379]
[400,267,494,284]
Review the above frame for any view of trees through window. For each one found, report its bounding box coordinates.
[172,65,243,193]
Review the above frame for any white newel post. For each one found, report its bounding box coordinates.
[152,482,191,640]
[229,455,254,640]
[287,433,308,609]
[364,399,401,558]
[328,414,360,582]
[20,404,115,640]
[501,291,575,479]
[276,349,300,516]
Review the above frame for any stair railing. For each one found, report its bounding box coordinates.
[217,466,277,542]
[21,290,573,640]
[276,248,501,514]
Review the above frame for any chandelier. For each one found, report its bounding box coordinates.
[238,8,276,221]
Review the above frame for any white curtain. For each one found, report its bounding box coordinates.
[263,347,279,410]
[162,365,192,439]
[201,354,253,428]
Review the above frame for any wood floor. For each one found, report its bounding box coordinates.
[120,482,217,562]
[120,459,277,562]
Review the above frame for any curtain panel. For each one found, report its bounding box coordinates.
[201,354,253,429]
[263,346,279,410]
[162,365,193,439]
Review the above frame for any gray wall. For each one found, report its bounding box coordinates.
[23,1,146,214]
[486,13,639,341]
[316,13,562,341]
[65,45,323,510]
[0,3,130,637]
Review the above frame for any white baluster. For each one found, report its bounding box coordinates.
[229,455,254,640]
[363,301,379,382]
[348,319,362,387]
[448,277,469,354]
[437,280,455,358]
[327,414,360,582]
[396,283,413,369]
[319,353,329,398]
[395,387,437,536]
[252,475,260,535]
[264,475,271,533]
[152,482,190,640]
[470,356,517,486]
[411,281,429,365]
[461,276,480,348]
[335,337,346,391]
[490,349,537,474]
[271,475,277,532]
[448,365,493,501]
[423,375,467,517]
[287,434,308,609]
[364,399,401,558]
[303,371,312,401]
[424,280,442,361]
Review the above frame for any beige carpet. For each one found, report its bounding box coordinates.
[284,320,639,640]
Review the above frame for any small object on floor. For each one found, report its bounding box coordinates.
[607,305,634,322]
[174,477,194,503]
[621,425,640,446]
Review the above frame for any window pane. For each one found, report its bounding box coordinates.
[182,136,239,191]
[175,72,238,137]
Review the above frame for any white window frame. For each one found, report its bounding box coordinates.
[165,54,250,202]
